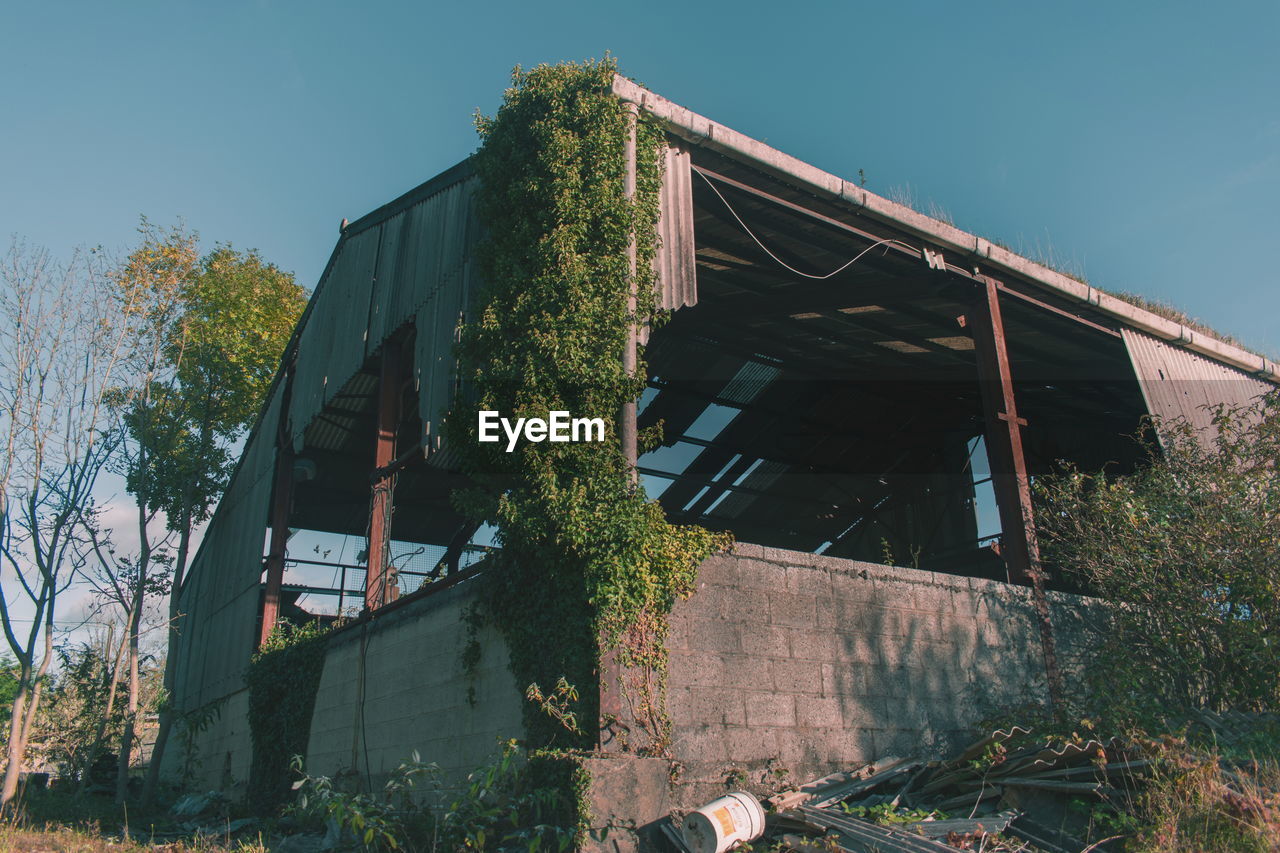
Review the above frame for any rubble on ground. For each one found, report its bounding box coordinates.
[661,712,1280,853]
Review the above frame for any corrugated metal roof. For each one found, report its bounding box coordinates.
[1122,328,1273,446]
[613,75,1280,384]
[654,143,697,315]
[289,225,381,446]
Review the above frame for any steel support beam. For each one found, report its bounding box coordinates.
[620,102,640,482]
[967,276,1063,708]
[260,363,297,646]
[366,338,403,611]
[259,442,294,645]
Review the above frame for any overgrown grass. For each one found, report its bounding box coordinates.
[2,786,264,852]
[1127,740,1280,852]
[885,183,957,227]
[0,825,268,852]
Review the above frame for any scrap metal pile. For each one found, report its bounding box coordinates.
[661,711,1280,852]
[663,727,1149,853]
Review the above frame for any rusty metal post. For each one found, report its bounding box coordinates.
[259,360,297,646]
[366,339,403,611]
[967,276,1064,710]
[259,442,294,645]
[620,101,640,483]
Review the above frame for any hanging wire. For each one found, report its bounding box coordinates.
[693,167,917,280]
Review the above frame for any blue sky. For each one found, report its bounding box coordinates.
[3,0,1277,364]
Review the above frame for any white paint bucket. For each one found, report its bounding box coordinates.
[681,791,766,853]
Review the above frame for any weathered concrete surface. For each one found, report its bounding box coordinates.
[162,688,253,793]
[665,543,1101,806]
[578,756,672,853]
[167,577,525,797]
[305,577,525,793]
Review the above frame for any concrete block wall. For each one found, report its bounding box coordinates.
[164,688,254,792]
[665,543,1100,805]
[305,577,526,793]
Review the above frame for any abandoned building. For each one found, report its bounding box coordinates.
[169,75,1279,832]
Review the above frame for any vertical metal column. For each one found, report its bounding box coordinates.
[366,339,403,611]
[968,276,1063,709]
[968,277,1037,584]
[620,101,640,483]
[259,442,294,645]
[259,360,297,646]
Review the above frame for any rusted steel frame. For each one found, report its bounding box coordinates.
[260,444,295,644]
[260,362,297,646]
[370,441,427,482]
[366,337,404,611]
[438,522,478,576]
[967,275,1064,709]
[696,164,1123,343]
[994,281,1120,339]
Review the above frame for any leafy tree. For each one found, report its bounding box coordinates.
[1035,392,1280,725]
[138,238,307,801]
[101,218,195,802]
[0,655,19,733]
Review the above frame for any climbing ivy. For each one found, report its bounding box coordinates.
[245,620,330,812]
[449,58,730,750]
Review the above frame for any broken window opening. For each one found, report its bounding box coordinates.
[638,144,1153,589]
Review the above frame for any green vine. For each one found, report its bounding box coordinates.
[245,620,330,812]
[448,57,730,751]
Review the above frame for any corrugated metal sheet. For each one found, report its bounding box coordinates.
[367,177,480,350]
[174,384,282,711]
[174,145,703,710]
[1122,328,1275,445]
[643,143,697,347]
[177,463,272,708]
[290,226,381,446]
[175,165,486,713]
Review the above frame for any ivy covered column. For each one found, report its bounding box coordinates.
[448,58,729,755]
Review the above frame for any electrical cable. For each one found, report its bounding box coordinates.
[693,167,917,280]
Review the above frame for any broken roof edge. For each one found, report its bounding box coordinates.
[613,74,1279,383]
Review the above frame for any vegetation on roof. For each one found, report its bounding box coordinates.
[878,178,1269,359]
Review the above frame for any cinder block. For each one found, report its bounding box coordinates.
[762,591,814,625]
[838,693,887,730]
[668,686,747,727]
[725,557,777,590]
[693,555,740,588]
[683,583,737,620]
[685,616,744,654]
[785,564,830,595]
[832,631,875,663]
[795,695,843,729]
[669,651,763,692]
[910,584,957,614]
[789,630,841,661]
[770,659,823,695]
[815,596,839,630]
[740,623,792,658]
[772,729,824,768]
[726,726,779,762]
[744,691,795,728]
[671,724,729,764]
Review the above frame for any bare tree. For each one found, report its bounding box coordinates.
[0,240,129,806]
